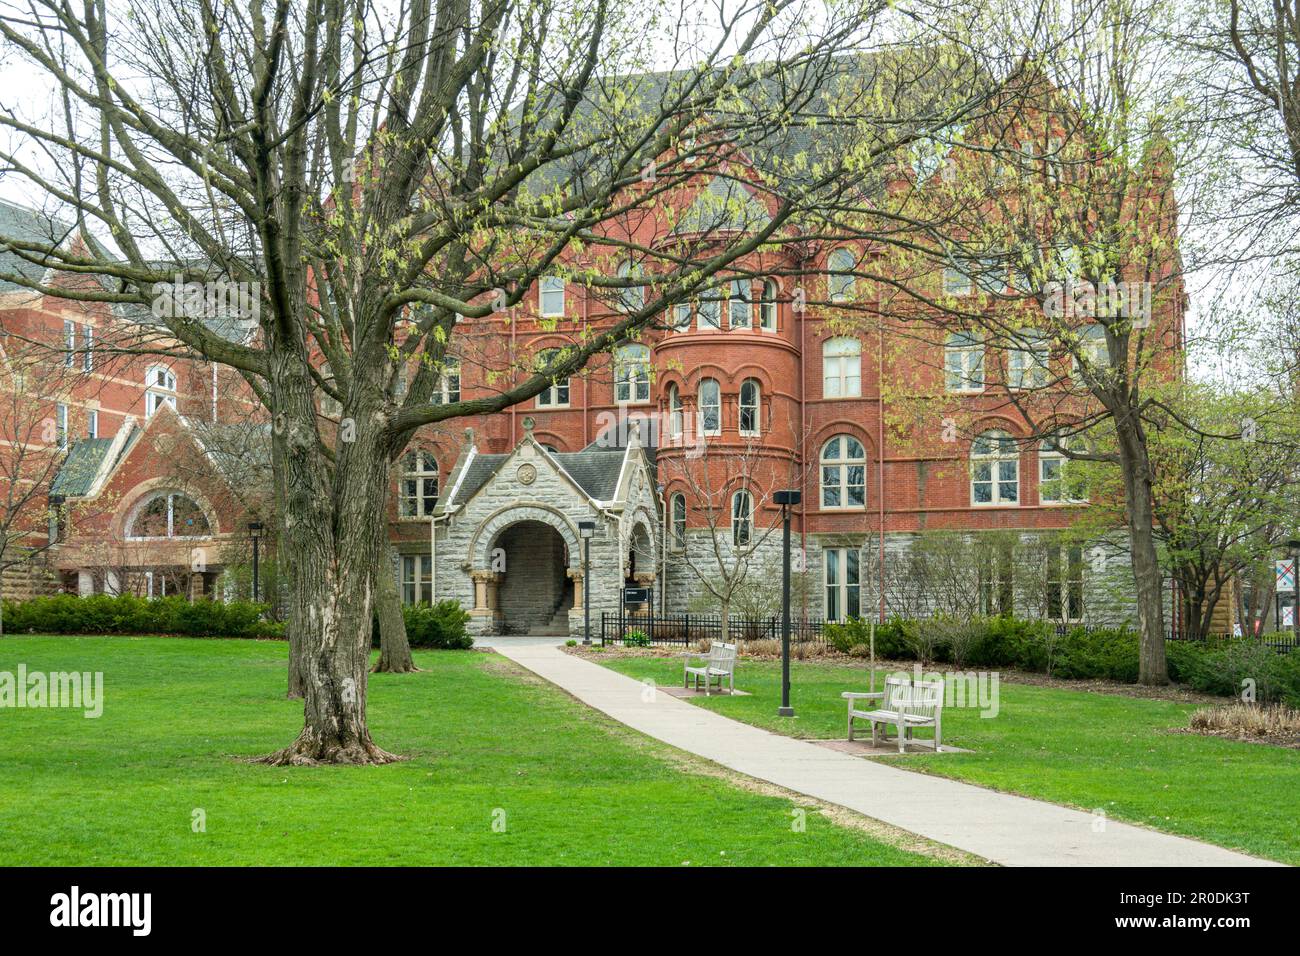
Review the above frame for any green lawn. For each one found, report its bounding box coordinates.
[0,636,951,866]
[597,653,1300,864]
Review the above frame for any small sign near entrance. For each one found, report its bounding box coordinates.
[623,586,651,605]
[1276,559,1296,593]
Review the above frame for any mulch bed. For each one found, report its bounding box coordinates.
[1170,727,1300,750]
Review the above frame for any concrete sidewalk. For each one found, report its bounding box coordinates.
[493,641,1280,867]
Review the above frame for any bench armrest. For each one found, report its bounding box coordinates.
[841,691,884,700]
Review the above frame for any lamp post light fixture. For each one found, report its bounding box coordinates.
[773,489,801,717]
[579,520,596,645]
[248,521,264,604]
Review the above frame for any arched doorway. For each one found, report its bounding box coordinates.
[494,520,572,634]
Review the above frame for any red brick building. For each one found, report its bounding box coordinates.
[1,111,1184,632]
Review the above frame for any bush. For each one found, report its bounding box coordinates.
[623,629,650,648]
[824,616,912,659]
[1168,638,1300,705]
[0,593,272,638]
[401,600,472,649]
[1050,626,1141,681]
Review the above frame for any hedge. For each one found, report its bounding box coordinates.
[388,600,473,649]
[824,614,1300,704]
[0,593,281,639]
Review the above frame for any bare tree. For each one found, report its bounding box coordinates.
[664,430,818,641]
[0,0,1024,760]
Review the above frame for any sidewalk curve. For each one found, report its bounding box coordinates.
[493,642,1281,867]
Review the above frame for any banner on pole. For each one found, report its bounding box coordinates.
[1276,559,1296,593]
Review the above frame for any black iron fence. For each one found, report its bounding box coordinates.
[600,612,826,647]
[599,613,1299,652]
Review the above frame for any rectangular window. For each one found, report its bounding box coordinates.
[943,266,972,296]
[82,325,94,372]
[698,292,722,330]
[539,276,565,317]
[979,546,1014,615]
[56,403,68,450]
[401,554,433,605]
[431,360,461,405]
[728,280,751,329]
[944,335,984,392]
[824,548,861,622]
[63,320,76,367]
[672,303,692,332]
[1046,546,1084,621]
[87,409,98,439]
[1008,334,1049,389]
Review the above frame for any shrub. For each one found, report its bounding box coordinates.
[401,600,473,649]
[1051,626,1141,681]
[899,616,948,665]
[825,616,912,659]
[1,593,272,638]
[623,629,650,648]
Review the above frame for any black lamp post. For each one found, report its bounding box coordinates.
[774,489,801,717]
[248,521,264,604]
[579,520,596,645]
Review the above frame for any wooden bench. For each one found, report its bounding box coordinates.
[842,676,944,753]
[683,641,737,695]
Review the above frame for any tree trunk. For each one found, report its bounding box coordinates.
[285,615,306,699]
[372,542,417,673]
[270,424,307,699]
[1116,419,1169,684]
[255,362,398,765]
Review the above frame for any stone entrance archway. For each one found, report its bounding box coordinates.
[492,520,572,635]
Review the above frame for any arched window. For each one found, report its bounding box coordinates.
[535,348,570,407]
[670,493,687,551]
[971,431,1019,505]
[399,451,439,517]
[667,385,683,440]
[731,489,752,547]
[739,378,761,437]
[698,378,721,436]
[820,435,866,509]
[759,279,778,331]
[614,344,651,404]
[728,279,752,329]
[431,357,461,405]
[1039,431,1086,504]
[145,366,177,417]
[823,337,861,398]
[827,247,856,301]
[617,260,645,312]
[126,491,212,539]
[944,332,985,393]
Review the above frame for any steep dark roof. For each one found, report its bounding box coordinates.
[448,451,509,505]
[0,199,73,293]
[550,447,629,500]
[49,438,115,497]
[445,436,652,509]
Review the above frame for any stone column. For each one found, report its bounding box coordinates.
[567,568,585,610]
